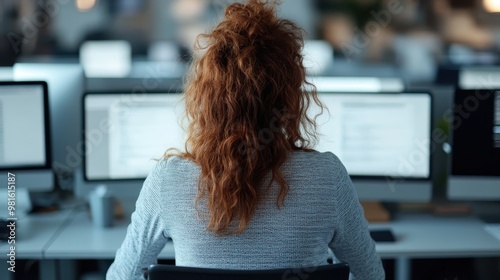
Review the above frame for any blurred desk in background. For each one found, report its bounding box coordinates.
[1,209,500,280]
[43,210,500,280]
[0,210,74,280]
[44,210,175,260]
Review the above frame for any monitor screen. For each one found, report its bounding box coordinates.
[448,89,500,200]
[0,82,49,169]
[496,92,500,148]
[84,93,185,180]
[80,41,132,78]
[0,82,53,194]
[84,91,432,201]
[313,92,432,179]
[452,90,500,177]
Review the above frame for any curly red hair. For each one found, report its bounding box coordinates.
[177,0,323,235]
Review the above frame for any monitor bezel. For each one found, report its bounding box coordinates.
[316,91,434,182]
[82,90,183,182]
[0,81,52,171]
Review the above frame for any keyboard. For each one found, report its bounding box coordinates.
[370,229,396,243]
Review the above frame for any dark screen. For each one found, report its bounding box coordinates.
[495,92,500,147]
[452,90,500,176]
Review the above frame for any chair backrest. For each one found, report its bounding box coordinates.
[147,263,349,280]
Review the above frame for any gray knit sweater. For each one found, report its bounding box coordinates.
[106,151,385,279]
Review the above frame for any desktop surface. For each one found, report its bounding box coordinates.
[43,209,176,260]
[0,210,73,259]
[368,213,500,258]
[37,209,500,260]
[3,208,500,280]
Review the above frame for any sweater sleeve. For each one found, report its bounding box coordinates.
[106,161,170,280]
[327,154,385,280]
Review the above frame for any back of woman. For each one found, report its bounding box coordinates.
[107,1,385,279]
[154,152,381,274]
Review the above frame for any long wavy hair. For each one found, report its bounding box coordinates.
[175,0,323,235]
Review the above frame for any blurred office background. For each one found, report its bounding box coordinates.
[2,1,500,280]
[3,0,500,83]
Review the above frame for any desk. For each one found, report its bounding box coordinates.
[2,210,500,280]
[369,214,500,280]
[46,211,500,280]
[44,210,175,260]
[370,214,500,258]
[0,210,74,280]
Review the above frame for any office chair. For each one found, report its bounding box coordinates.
[147,263,349,280]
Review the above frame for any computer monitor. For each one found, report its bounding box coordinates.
[13,63,85,177]
[459,66,500,89]
[84,92,185,181]
[0,67,13,81]
[308,76,405,93]
[84,91,432,202]
[80,41,132,78]
[313,92,433,202]
[0,82,53,192]
[448,89,500,200]
[302,40,333,76]
[407,85,455,201]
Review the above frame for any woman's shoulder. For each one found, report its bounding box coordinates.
[154,155,197,171]
[288,150,350,181]
[152,152,346,177]
[289,150,343,167]
[145,156,200,193]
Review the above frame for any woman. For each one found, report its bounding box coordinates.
[107,1,384,279]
